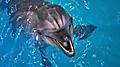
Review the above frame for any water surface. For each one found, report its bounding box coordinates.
[0,0,120,67]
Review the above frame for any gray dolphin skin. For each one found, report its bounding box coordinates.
[4,0,96,66]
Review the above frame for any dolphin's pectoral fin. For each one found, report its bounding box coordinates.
[38,46,52,67]
[73,24,96,40]
[42,56,52,67]
[35,43,52,67]
[40,49,52,67]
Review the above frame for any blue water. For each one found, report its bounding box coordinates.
[0,0,120,67]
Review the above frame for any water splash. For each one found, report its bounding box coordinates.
[83,0,90,10]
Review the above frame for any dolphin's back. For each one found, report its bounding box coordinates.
[7,0,49,35]
[7,0,48,15]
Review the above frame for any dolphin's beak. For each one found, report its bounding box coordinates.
[57,40,75,57]
[44,35,75,57]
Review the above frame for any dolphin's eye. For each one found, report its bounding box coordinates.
[66,24,73,38]
[65,17,73,37]
[66,25,70,36]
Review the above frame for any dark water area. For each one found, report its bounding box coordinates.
[0,0,120,67]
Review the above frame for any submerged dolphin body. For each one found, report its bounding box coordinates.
[2,0,96,66]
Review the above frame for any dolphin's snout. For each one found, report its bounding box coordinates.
[58,40,75,57]
[44,35,75,57]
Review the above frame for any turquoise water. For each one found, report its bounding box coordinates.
[0,0,120,67]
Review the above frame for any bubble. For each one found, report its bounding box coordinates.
[92,54,97,58]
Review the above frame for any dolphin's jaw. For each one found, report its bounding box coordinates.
[57,40,75,57]
[44,35,75,57]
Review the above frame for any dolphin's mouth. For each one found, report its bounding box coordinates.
[57,40,75,57]
[44,35,75,57]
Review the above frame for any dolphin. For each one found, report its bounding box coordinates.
[2,0,96,66]
[7,0,76,57]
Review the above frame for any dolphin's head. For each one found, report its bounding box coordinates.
[36,4,75,57]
